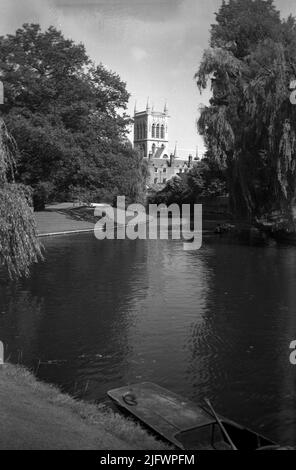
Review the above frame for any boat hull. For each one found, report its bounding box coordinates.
[108,382,276,450]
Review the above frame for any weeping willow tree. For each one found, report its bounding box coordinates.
[196,0,296,232]
[0,117,42,279]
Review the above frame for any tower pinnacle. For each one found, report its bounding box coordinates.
[173,141,177,158]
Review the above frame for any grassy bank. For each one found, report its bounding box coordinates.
[0,364,170,450]
[34,204,96,236]
[34,204,150,236]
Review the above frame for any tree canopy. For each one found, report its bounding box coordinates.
[196,0,296,229]
[0,24,146,207]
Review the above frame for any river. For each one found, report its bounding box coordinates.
[0,231,296,444]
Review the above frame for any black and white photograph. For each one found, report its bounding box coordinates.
[0,0,296,457]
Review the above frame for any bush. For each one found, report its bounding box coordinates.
[33,182,54,211]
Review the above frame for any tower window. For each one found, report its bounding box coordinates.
[152,124,156,138]
[161,125,165,139]
[156,124,160,138]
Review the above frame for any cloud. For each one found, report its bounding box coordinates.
[0,0,58,35]
[131,46,148,62]
[52,0,182,22]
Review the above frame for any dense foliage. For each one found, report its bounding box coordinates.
[148,158,227,205]
[0,24,147,208]
[196,0,296,228]
[0,118,42,279]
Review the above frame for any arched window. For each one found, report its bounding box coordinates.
[136,125,139,140]
[161,125,165,139]
[143,123,147,139]
[156,124,160,138]
[152,123,156,138]
[152,143,156,154]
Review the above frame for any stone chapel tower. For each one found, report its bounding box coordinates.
[133,100,169,159]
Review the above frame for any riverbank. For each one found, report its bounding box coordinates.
[34,203,151,237]
[34,204,97,236]
[0,364,170,450]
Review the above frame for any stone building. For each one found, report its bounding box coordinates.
[133,101,195,186]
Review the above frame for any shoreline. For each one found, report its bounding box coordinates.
[0,363,170,450]
[38,228,95,237]
[34,205,96,237]
[34,205,290,247]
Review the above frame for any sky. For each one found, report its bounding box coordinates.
[1,0,296,156]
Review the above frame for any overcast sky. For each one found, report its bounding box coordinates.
[1,0,296,155]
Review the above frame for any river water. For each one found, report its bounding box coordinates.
[0,231,296,444]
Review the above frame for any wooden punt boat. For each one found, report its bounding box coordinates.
[108,382,280,450]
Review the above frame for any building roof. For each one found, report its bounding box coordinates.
[150,158,190,168]
[154,147,164,159]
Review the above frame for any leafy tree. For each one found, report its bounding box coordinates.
[0,117,42,279]
[196,0,296,230]
[0,24,146,207]
[148,175,191,206]
[211,0,281,58]
[149,158,226,206]
[186,157,227,200]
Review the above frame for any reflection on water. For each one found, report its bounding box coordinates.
[0,233,296,444]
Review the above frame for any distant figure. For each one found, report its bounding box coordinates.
[214,223,234,235]
[214,223,223,235]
